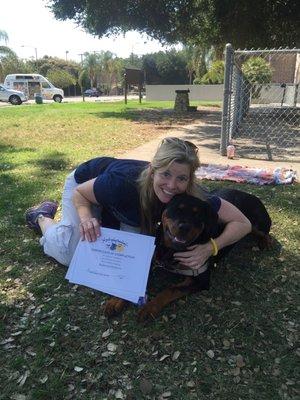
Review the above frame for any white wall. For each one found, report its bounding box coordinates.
[251,84,300,106]
[145,84,224,101]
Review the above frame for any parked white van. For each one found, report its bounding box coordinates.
[4,74,64,102]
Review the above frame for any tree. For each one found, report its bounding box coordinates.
[184,45,210,84]
[82,52,101,88]
[0,29,15,67]
[30,56,81,79]
[142,55,161,84]
[0,47,28,82]
[154,50,189,84]
[49,0,300,50]
[47,69,76,88]
[0,30,8,45]
[78,69,90,92]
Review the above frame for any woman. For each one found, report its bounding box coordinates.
[25,137,251,268]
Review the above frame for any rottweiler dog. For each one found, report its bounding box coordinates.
[104,189,272,321]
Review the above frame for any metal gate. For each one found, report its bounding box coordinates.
[220,44,300,161]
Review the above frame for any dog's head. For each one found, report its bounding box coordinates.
[161,193,219,251]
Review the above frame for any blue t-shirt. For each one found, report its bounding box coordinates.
[75,157,149,227]
[74,157,116,183]
[207,196,221,214]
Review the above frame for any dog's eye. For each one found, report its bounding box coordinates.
[192,207,199,213]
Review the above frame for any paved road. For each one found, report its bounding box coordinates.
[0,95,138,107]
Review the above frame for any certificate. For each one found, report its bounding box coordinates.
[66,228,155,304]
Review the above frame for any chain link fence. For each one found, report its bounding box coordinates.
[220,44,300,161]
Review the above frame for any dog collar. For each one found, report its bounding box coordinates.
[155,260,208,277]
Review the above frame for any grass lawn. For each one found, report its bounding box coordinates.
[0,100,298,399]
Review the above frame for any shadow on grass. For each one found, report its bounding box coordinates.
[0,144,70,223]
[29,151,71,172]
[90,108,215,125]
[0,144,36,172]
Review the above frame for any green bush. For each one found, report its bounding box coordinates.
[193,77,202,84]
[241,56,272,84]
[242,57,272,98]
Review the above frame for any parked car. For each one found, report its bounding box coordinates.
[0,84,28,105]
[83,88,102,97]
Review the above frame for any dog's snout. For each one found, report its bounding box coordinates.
[178,222,190,234]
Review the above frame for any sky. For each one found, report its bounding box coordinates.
[0,0,179,63]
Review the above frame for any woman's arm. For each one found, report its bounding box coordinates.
[173,199,252,268]
[72,178,101,242]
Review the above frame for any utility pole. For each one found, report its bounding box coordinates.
[78,53,84,64]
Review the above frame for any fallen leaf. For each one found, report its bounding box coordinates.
[159,354,170,361]
[172,351,180,361]
[187,381,196,388]
[161,391,172,398]
[0,337,14,345]
[101,351,111,357]
[231,301,241,306]
[107,343,117,352]
[207,350,214,359]
[115,389,124,399]
[236,355,245,368]
[102,328,113,338]
[39,375,48,383]
[18,370,30,387]
[74,366,83,372]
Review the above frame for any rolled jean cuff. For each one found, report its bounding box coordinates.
[40,223,79,266]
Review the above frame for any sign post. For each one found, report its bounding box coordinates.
[124,68,144,104]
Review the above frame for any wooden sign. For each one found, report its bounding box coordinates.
[124,68,144,104]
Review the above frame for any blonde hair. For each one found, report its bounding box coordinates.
[138,137,202,234]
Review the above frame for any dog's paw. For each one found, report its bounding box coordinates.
[137,301,161,322]
[104,297,128,317]
[258,234,273,250]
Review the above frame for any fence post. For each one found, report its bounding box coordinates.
[220,43,233,155]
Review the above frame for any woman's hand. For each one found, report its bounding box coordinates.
[173,242,213,269]
[79,217,101,242]
[72,178,101,241]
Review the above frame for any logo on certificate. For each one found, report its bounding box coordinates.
[103,237,128,253]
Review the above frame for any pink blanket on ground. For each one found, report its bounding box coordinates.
[195,164,297,185]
